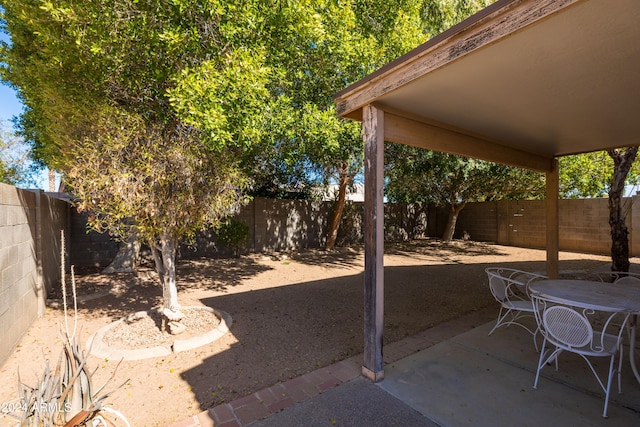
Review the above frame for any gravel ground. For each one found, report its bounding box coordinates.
[103,308,221,349]
[0,240,613,426]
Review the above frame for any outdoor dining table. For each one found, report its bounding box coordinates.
[528,279,640,384]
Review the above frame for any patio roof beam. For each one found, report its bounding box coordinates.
[379,107,554,172]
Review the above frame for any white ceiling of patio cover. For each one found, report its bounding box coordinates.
[343,0,640,158]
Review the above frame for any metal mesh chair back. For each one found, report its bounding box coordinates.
[543,305,592,349]
[488,275,508,301]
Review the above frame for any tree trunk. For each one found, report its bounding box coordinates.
[325,173,350,251]
[441,202,466,242]
[607,147,639,272]
[151,233,183,323]
[102,232,140,273]
[48,169,56,192]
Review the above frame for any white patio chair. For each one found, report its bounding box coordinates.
[613,275,640,287]
[594,271,640,283]
[485,267,547,350]
[532,295,631,418]
[612,275,640,352]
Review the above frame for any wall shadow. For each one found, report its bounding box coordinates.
[284,239,506,269]
[283,246,364,268]
[385,238,505,259]
[178,257,599,413]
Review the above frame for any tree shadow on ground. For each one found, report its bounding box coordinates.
[385,238,506,260]
[35,246,609,425]
[283,246,364,268]
[284,239,508,270]
[48,256,274,321]
[51,240,604,323]
[176,257,273,292]
[179,257,603,414]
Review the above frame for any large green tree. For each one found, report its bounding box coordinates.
[558,151,640,198]
[0,0,274,322]
[385,145,544,241]
[253,0,495,250]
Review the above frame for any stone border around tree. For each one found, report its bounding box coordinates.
[86,306,232,361]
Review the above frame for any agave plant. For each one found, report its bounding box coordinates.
[11,232,130,427]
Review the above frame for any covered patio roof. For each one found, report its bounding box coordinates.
[333,0,640,381]
[335,0,640,172]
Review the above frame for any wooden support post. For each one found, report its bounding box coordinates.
[362,104,385,382]
[546,158,559,279]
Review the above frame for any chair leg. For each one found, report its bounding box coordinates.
[534,340,563,390]
[489,307,539,352]
[488,307,509,336]
[617,344,624,394]
[603,354,616,418]
[533,339,548,389]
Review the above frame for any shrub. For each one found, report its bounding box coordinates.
[216,219,249,257]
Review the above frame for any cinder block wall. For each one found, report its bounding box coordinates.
[70,198,431,265]
[454,197,637,256]
[559,198,613,254]
[67,195,640,270]
[69,209,119,268]
[40,193,70,291]
[0,185,69,366]
[453,201,499,242]
[0,184,38,366]
[507,199,547,248]
[253,198,331,251]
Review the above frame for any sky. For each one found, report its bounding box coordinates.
[0,84,22,123]
[0,30,21,123]
[0,30,20,123]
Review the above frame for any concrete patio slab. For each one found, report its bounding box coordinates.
[380,322,640,426]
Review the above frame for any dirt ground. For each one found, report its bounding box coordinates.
[0,240,612,426]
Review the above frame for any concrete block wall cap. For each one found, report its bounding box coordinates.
[86,306,232,361]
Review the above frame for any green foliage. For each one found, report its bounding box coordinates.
[420,0,494,35]
[559,151,640,198]
[67,110,249,244]
[168,50,271,151]
[237,0,433,197]
[0,0,268,244]
[385,145,545,206]
[0,0,506,248]
[216,218,249,257]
